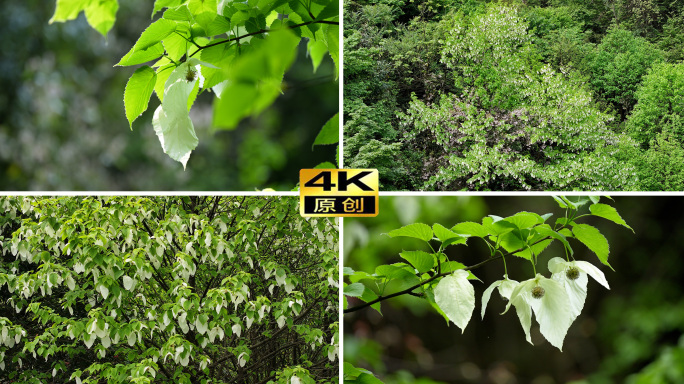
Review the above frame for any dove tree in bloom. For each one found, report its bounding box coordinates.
[343,196,633,383]
[0,196,338,384]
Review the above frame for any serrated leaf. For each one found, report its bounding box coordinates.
[163,29,192,61]
[535,225,573,256]
[399,250,434,274]
[572,224,612,269]
[188,0,218,32]
[589,203,633,232]
[84,0,119,37]
[153,0,185,17]
[504,212,542,229]
[315,0,338,20]
[132,19,179,52]
[387,223,433,242]
[344,283,364,298]
[50,0,88,23]
[116,43,165,66]
[513,239,553,260]
[206,16,231,36]
[432,223,461,243]
[313,113,338,146]
[451,222,489,237]
[434,270,475,333]
[124,66,157,128]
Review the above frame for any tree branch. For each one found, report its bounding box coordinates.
[343,237,552,314]
[189,19,339,58]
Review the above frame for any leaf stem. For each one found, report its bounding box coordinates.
[344,237,552,314]
[188,19,340,59]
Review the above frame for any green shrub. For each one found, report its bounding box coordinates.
[627,62,684,147]
[586,28,664,118]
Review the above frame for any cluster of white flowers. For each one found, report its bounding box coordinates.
[483,257,610,350]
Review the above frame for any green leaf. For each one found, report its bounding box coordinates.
[154,64,175,102]
[84,0,119,37]
[231,10,250,25]
[513,239,552,260]
[535,225,573,256]
[50,0,88,23]
[313,114,338,146]
[551,195,569,208]
[451,222,489,237]
[434,270,475,333]
[206,16,231,36]
[589,203,633,232]
[498,232,527,258]
[131,19,179,52]
[572,224,612,269]
[344,283,364,298]
[213,29,299,129]
[325,24,339,78]
[188,0,218,32]
[314,161,336,169]
[164,5,194,21]
[116,43,165,66]
[503,212,543,229]
[163,27,193,62]
[432,223,459,243]
[315,0,338,20]
[200,41,235,90]
[352,373,385,384]
[124,66,157,129]
[387,223,433,242]
[440,261,478,280]
[399,250,434,274]
[307,38,328,73]
[153,0,185,17]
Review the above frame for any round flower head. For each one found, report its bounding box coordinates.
[531,285,545,299]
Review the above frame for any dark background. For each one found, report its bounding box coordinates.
[0,0,338,191]
[344,196,684,384]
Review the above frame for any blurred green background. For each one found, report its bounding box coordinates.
[0,0,338,191]
[344,196,684,384]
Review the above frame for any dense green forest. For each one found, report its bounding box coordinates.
[343,0,684,190]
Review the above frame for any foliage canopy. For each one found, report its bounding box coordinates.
[50,0,339,170]
[0,196,339,384]
[343,0,684,191]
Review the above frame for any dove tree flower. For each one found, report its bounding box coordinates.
[503,274,573,350]
[548,257,610,321]
[481,275,518,319]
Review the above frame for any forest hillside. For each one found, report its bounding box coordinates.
[343,0,684,191]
